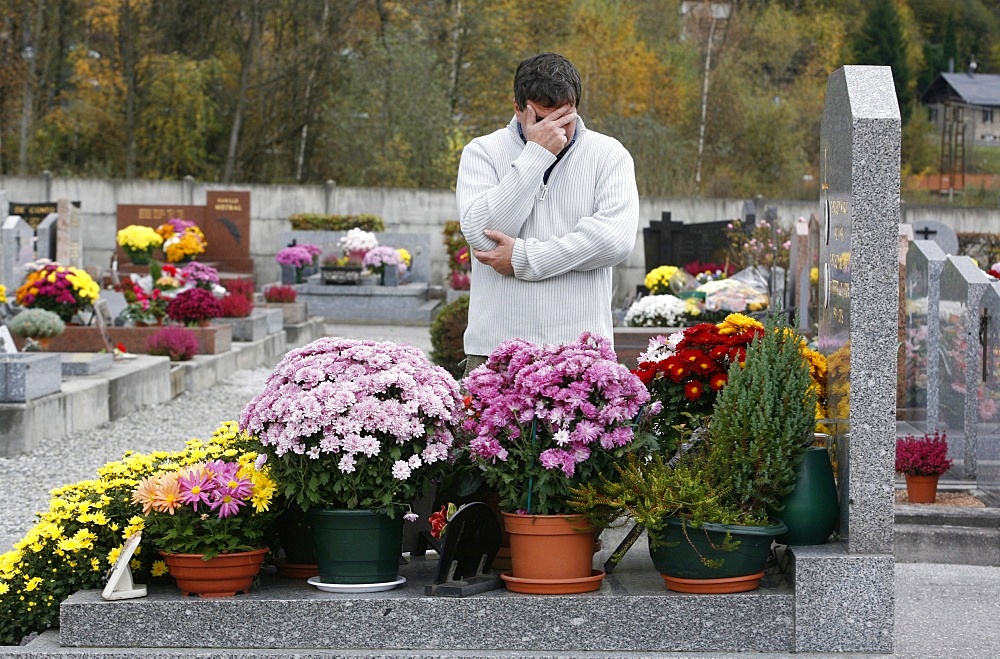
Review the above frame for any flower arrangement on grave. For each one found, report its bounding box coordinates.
[146,326,200,361]
[624,293,695,328]
[180,261,225,295]
[132,454,278,559]
[239,337,463,515]
[396,248,412,277]
[461,332,652,515]
[362,245,402,277]
[155,218,207,263]
[7,308,66,339]
[896,431,952,477]
[0,421,253,647]
[570,316,821,590]
[166,287,223,326]
[275,245,317,269]
[120,278,168,326]
[219,292,253,318]
[684,260,733,284]
[116,225,164,264]
[723,217,791,270]
[15,261,100,322]
[443,221,472,290]
[631,314,765,454]
[0,284,7,304]
[336,228,379,266]
[644,265,686,295]
[989,263,1000,279]
[696,277,770,314]
[264,285,297,303]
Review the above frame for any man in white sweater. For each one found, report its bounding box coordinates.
[456,52,639,375]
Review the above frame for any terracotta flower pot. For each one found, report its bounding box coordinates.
[161,548,268,597]
[905,474,940,503]
[499,512,604,594]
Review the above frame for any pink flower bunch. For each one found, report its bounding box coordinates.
[132,456,278,558]
[276,245,317,268]
[449,270,470,290]
[363,246,401,273]
[239,337,463,512]
[180,261,221,288]
[461,332,651,514]
[895,430,953,477]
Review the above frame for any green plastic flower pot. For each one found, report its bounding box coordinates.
[309,509,403,584]
[649,516,786,580]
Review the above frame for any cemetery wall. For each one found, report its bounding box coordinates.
[1,175,997,306]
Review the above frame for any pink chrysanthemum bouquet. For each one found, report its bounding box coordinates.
[461,332,652,515]
[239,337,463,515]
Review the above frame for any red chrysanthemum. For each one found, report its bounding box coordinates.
[709,372,728,390]
[684,380,705,401]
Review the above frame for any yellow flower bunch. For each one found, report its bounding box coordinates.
[0,283,6,304]
[64,267,100,303]
[0,421,260,647]
[163,228,207,262]
[644,265,679,295]
[116,225,163,252]
[396,248,412,268]
[717,312,764,335]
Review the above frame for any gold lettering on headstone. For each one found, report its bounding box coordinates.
[213,197,243,212]
[829,200,849,216]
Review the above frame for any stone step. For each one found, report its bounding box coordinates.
[44,543,798,656]
[0,524,896,656]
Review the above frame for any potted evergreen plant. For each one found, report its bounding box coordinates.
[572,314,820,593]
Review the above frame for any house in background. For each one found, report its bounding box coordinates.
[920,63,1000,193]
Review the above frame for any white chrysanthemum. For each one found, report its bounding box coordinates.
[624,294,688,328]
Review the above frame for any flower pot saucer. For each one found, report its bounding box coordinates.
[660,571,765,594]
[307,575,406,593]
[499,569,604,594]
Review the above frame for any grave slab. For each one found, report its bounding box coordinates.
[0,353,62,402]
[59,352,113,376]
[902,239,947,429]
[296,281,439,325]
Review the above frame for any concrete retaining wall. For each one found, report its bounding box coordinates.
[2,175,997,307]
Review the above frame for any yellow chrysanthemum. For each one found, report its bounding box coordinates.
[717,313,764,336]
[116,225,164,251]
[0,283,7,304]
[24,576,43,591]
[151,560,169,577]
[644,265,679,295]
[396,248,412,267]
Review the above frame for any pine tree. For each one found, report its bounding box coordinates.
[854,0,913,121]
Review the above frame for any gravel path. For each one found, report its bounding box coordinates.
[0,323,433,554]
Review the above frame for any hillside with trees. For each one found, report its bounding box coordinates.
[0,0,997,201]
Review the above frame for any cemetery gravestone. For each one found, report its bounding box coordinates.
[976,283,1000,503]
[807,64,899,653]
[1,216,36,294]
[938,255,991,478]
[36,213,58,262]
[641,211,730,275]
[789,216,810,330]
[903,239,948,430]
[56,199,83,267]
[116,191,253,274]
[911,219,959,256]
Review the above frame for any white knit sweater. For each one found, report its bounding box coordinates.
[457,116,639,355]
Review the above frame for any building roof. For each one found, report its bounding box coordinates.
[922,72,1000,107]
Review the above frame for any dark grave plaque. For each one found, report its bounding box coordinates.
[643,211,730,272]
[9,200,81,229]
[423,502,503,597]
[204,191,253,273]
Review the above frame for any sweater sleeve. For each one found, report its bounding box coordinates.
[510,147,639,281]
[456,138,555,252]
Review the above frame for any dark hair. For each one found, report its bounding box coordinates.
[513,53,582,111]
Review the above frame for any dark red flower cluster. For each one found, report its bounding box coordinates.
[683,260,735,277]
[166,288,222,325]
[633,321,764,453]
[895,430,953,477]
